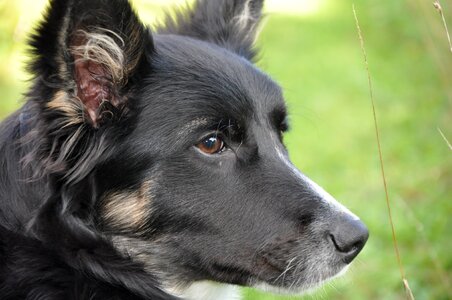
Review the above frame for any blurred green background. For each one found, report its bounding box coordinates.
[0,0,451,299]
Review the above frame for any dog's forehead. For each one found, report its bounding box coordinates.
[149,35,285,122]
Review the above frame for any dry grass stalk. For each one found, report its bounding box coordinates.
[352,4,415,300]
[437,127,452,150]
[433,0,452,52]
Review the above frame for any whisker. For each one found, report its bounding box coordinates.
[273,257,297,284]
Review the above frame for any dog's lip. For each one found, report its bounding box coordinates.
[252,254,290,283]
[203,256,285,286]
[251,258,349,292]
[259,255,287,273]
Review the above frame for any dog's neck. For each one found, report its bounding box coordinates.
[165,281,241,300]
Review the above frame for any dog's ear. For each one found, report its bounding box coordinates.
[29,0,152,127]
[159,0,264,61]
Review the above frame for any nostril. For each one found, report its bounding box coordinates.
[329,234,341,252]
[330,234,364,253]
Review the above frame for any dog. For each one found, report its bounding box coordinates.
[0,0,369,299]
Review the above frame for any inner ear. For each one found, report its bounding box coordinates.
[71,29,126,126]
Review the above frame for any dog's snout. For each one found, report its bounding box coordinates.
[329,216,369,264]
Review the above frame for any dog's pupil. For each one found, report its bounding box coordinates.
[204,137,217,149]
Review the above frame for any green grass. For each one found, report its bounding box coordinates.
[245,1,451,299]
[0,0,451,299]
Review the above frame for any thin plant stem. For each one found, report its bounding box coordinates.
[352,4,414,300]
[433,0,452,52]
[437,127,452,150]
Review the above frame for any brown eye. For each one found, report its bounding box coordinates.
[196,135,225,154]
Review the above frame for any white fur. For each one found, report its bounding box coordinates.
[165,266,351,300]
[166,281,241,300]
[273,143,359,220]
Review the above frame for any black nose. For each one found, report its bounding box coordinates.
[329,216,369,264]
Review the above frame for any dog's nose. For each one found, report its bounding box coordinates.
[329,216,369,264]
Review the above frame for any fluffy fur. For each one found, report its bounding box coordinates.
[0,0,368,299]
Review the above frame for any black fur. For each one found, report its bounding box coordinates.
[0,0,368,299]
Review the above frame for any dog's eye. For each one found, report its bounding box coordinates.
[196,135,225,154]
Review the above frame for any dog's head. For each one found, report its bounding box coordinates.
[27,0,368,295]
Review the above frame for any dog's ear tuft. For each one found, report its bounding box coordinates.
[29,0,152,127]
[158,0,264,61]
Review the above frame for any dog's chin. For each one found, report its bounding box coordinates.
[165,264,350,300]
[250,264,350,296]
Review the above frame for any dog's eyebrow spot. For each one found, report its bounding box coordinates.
[177,118,209,137]
[100,180,155,232]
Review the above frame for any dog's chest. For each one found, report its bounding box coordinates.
[168,281,241,300]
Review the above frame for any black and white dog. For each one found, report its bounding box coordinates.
[0,0,368,299]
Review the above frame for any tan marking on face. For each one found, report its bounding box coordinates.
[101,180,154,232]
[46,91,84,127]
[178,118,209,137]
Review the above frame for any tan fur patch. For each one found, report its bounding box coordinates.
[177,117,209,137]
[101,180,154,232]
[46,91,84,127]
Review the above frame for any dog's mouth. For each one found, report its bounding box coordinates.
[234,232,361,295]
[199,255,347,296]
[196,241,350,295]
[248,254,347,294]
